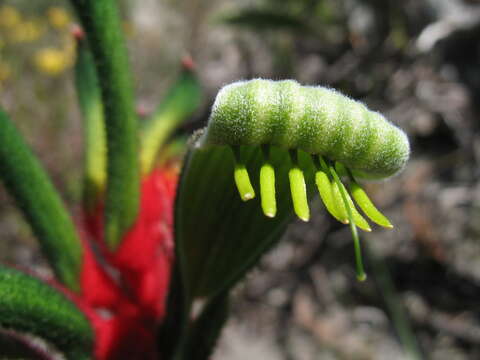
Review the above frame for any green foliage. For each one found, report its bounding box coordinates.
[70,0,139,249]
[75,35,107,214]
[0,266,93,360]
[182,292,230,360]
[0,108,82,291]
[140,62,202,174]
[175,144,316,301]
[175,78,408,307]
[219,8,309,32]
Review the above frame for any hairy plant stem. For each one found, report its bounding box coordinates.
[70,0,139,249]
[0,109,82,290]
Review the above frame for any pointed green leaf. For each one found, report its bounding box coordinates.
[183,292,230,360]
[219,9,310,32]
[175,142,316,302]
[75,36,106,214]
[0,266,93,359]
[140,63,202,174]
[0,109,82,291]
[70,0,139,249]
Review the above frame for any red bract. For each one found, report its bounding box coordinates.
[78,167,177,360]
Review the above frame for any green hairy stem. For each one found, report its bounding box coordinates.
[0,109,82,291]
[0,266,93,359]
[75,36,107,215]
[70,0,139,249]
[140,62,202,174]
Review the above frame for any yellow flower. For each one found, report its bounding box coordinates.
[0,62,11,82]
[34,48,69,76]
[0,6,21,28]
[47,7,70,29]
[9,20,44,43]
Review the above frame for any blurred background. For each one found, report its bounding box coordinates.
[1,0,480,359]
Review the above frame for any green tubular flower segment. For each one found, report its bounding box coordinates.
[140,61,202,174]
[0,266,93,359]
[203,79,409,180]
[75,36,107,215]
[0,109,82,291]
[70,0,140,249]
[198,79,408,226]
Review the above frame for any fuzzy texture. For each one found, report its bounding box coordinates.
[203,79,410,179]
[70,0,140,248]
[0,109,82,291]
[0,266,93,360]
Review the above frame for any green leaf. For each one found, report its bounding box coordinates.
[70,0,139,249]
[183,292,230,360]
[219,9,309,32]
[175,142,316,302]
[74,36,107,214]
[0,109,82,291]
[0,266,93,360]
[140,62,202,174]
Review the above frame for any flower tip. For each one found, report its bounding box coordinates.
[242,192,255,201]
[357,273,367,282]
[265,212,276,218]
[299,215,310,222]
[385,224,394,229]
[181,54,196,71]
[71,24,85,40]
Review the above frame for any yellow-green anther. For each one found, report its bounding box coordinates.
[289,166,309,221]
[260,162,276,217]
[315,168,348,224]
[288,150,309,221]
[234,164,255,201]
[329,164,367,282]
[318,156,370,231]
[331,180,350,223]
[231,146,255,201]
[349,180,393,229]
[337,181,371,232]
[318,156,348,223]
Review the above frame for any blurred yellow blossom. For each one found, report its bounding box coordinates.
[33,47,71,76]
[0,6,21,28]
[8,20,44,43]
[0,62,11,82]
[47,7,70,29]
